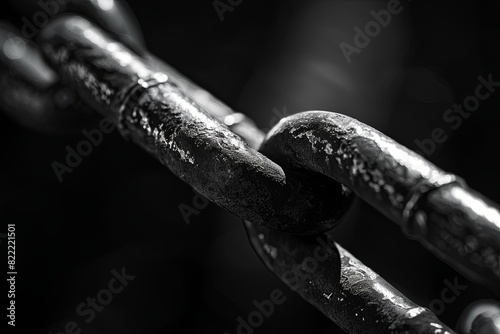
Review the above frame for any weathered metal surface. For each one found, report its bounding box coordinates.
[37,16,352,234]
[144,54,265,149]
[1,9,496,333]
[259,110,500,296]
[415,184,500,297]
[246,221,457,333]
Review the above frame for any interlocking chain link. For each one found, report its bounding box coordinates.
[247,223,456,334]
[1,2,500,333]
[259,111,500,297]
[37,16,352,235]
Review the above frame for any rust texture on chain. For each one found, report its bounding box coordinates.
[246,222,456,334]
[259,111,500,296]
[237,112,458,333]
[1,3,499,332]
[34,15,461,332]
[36,16,352,235]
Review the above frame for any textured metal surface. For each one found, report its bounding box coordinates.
[144,53,265,149]
[259,110,500,297]
[416,184,500,297]
[172,48,459,333]
[1,8,498,333]
[0,0,146,134]
[246,222,456,334]
[238,111,458,333]
[37,16,352,234]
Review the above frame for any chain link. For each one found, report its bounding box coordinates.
[37,16,352,235]
[1,2,500,333]
[259,111,500,297]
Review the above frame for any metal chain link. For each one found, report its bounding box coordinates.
[1,2,500,333]
[259,111,500,297]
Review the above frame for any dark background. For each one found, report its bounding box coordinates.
[1,0,499,333]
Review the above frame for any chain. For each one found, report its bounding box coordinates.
[259,111,500,297]
[1,2,500,333]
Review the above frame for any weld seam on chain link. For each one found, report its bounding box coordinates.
[402,176,466,238]
[116,72,169,139]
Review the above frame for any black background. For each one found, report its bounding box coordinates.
[1,0,500,333]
